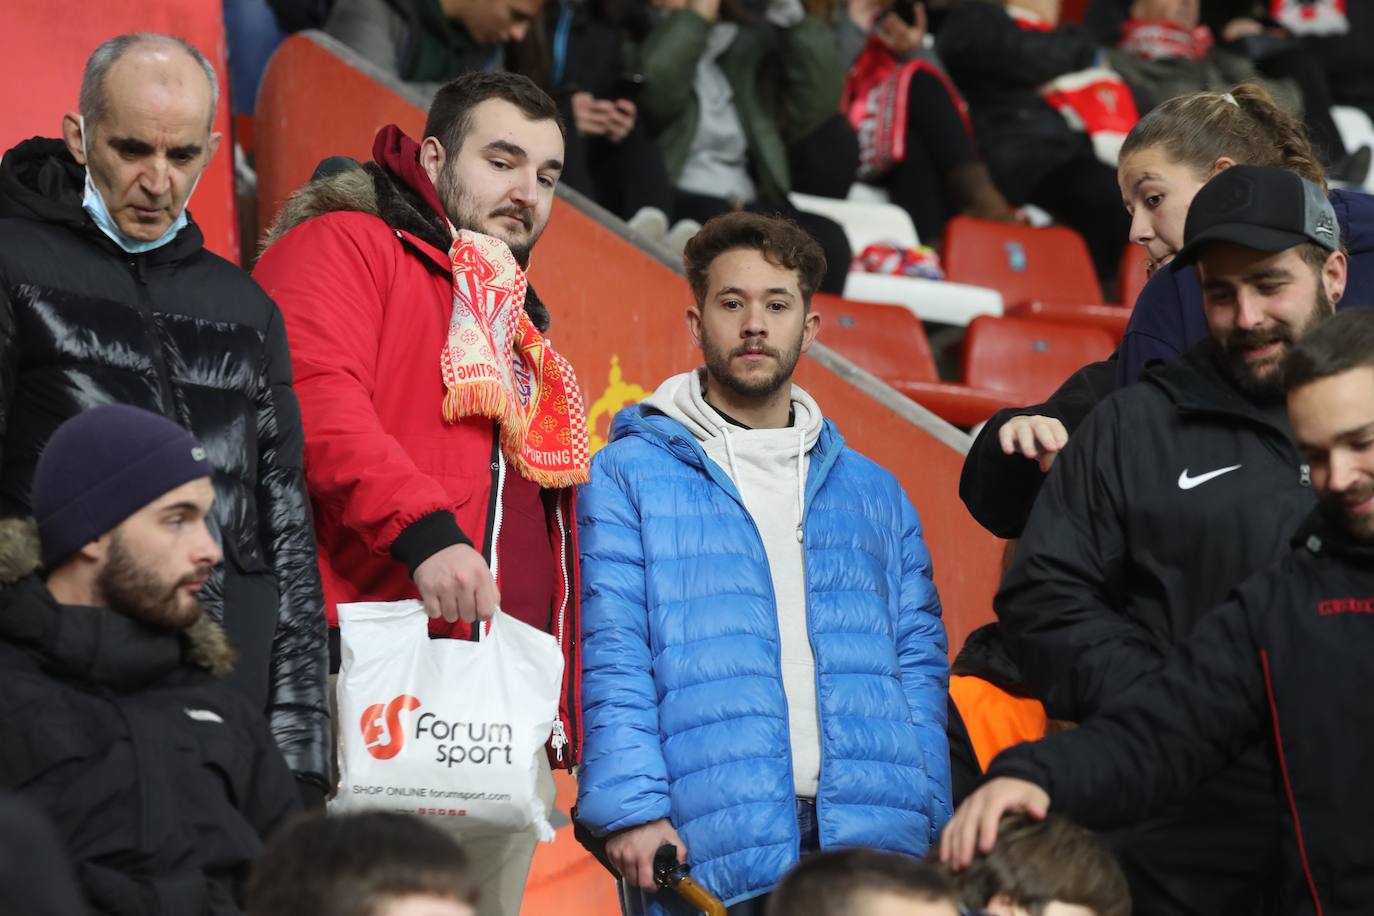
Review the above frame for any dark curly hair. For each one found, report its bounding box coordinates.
[683,211,828,310]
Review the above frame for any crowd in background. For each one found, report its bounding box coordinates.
[227,0,1374,293]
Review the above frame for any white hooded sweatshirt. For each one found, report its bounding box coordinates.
[642,369,825,797]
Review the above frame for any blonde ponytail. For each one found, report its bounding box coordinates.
[1120,82,1328,191]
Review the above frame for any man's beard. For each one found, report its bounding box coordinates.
[1214,284,1335,404]
[1319,477,1374,541]
[438,164,540,266]
[97,532,211,630]
[701,330,805,402]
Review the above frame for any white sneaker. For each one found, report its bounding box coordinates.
[664,219,702,261]
[627,206,670,243]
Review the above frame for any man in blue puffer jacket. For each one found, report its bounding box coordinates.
[576,211,952,915]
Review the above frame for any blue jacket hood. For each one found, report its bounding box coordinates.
[608,401,848,496]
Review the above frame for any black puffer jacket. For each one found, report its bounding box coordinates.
[0,138,329,793]
[0,519,300,915]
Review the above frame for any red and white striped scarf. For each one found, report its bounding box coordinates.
[440,230,590,489]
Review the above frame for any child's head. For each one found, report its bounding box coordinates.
[767,849,961,916]
[1117,82,1325,271]
[246,812,478,916]
[949,814,1130,916]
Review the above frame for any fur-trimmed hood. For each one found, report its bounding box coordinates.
[0,518,41,587]
[260,160,551,332]
[0,518,236,678]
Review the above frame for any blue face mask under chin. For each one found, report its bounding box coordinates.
[78,116,200,255]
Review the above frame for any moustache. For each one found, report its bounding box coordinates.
[177,565,215,591]
[1337,480,1374,511]
[732,342,780,359]
[490,207,532,231]
[1225,325,1293,354]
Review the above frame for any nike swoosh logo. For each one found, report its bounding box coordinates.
[1178,464,1242,490]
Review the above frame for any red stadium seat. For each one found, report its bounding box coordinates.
[962,315,1116,404]
[1002,301,1132,340]
[943,217,1138,340]
[815,295,1021,428]
[943,216,1102,309]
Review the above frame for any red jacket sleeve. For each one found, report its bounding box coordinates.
[253,212,460,556]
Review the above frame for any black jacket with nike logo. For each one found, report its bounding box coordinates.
[997,341,1314,722]
[995,341,1315,913]
[990,511,1374,915]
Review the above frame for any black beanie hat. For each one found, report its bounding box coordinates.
[32,405,213,569]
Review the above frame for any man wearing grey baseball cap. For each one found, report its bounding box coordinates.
[1172,164,1342,269]
[0,405,298,915]
[991,164,1349,912]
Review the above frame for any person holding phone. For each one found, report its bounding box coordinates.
[509,0,683,238]
[626,0,857,291]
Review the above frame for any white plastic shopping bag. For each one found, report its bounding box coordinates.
[332,601,563,841]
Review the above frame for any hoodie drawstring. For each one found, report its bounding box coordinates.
[796,425,805,543]
[720,423,743,488]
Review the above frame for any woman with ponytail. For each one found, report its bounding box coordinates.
[1116,81,1374,383]
[960,81,1374,539]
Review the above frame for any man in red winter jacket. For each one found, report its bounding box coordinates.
[252,70,588,916]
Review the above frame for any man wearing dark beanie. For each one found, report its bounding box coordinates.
[0,405,299,916]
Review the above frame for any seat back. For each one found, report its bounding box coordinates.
[963,315,1115,402]
[943,216,1102,308]
[814,294,940,386]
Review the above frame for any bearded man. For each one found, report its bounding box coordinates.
[252,69,588,916]
[0,405,299,915]
[992,165,1348,916]
[574,211,952,916]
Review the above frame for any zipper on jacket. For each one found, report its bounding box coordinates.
[480,448,507,642]
[1261,650,1325,915]
[698,455,808,857]
[472,433,503,642]
[480,432,502,566]
[126,255,179,417]
[550,499,571,763]
[798,514,827,850]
